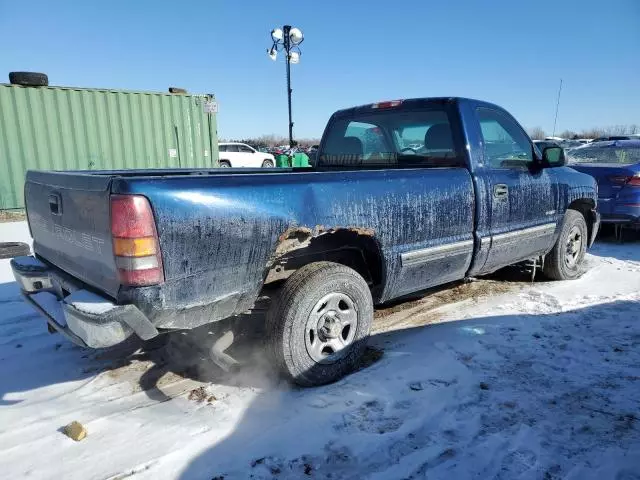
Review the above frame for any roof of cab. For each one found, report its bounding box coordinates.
[331,97,503,117]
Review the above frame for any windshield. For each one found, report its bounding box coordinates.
[319,108,462,167]
[568,146,640,164]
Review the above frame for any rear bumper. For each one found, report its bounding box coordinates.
[600,215,640,226]
[11,256,158,348]
[598,199,640,226]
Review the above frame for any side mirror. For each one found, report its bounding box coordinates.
[542,146,566,167]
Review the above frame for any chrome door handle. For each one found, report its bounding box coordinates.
[493,184,508,199]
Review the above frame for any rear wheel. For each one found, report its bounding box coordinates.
[543,210,588,280]
[267,262,373,387]
[261,159,274,168]
[219,160,231,168]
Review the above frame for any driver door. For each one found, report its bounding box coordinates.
[475,107,560,273]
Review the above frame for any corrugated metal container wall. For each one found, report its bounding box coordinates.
[0,84,219,209]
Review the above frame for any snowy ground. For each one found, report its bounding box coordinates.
[0,221,638,480]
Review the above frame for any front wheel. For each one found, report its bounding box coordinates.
[267,262,373,387]
[543,210,588,280]
[261,159,274,168]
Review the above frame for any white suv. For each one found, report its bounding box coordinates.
[218,143,276,168]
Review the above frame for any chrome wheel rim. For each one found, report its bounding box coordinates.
[305,292,358,364]
[565,226,583,268]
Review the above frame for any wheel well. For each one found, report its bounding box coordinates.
[568,199,596,240]
[266,227,384,292]
[219,159,231,165]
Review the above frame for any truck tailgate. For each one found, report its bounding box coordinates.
[25,171,120,298]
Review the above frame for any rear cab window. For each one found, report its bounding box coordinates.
[318,101,466,168]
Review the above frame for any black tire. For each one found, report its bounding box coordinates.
[543,210,588,280]
[9,72,48,87]
[219,160,231,168]
[0,242,31,259]
[261,159,274,168]
[267,261,373,387]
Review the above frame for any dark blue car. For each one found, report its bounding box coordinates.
[568,140,640,227]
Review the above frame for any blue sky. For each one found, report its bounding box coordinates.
[1,0,638,140]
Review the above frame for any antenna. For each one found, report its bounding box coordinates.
[552,79,563,137]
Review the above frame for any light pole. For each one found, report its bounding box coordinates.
[268,25,304,147]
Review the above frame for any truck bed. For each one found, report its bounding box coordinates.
[25,166,475,328]
[25,168,304,298]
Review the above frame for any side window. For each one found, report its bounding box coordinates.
[219,145,227,152]
[239,145,254,153]
[477,108,533,169]
[227,145,239,153]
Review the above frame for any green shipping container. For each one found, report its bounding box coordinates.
[0,83,219,210]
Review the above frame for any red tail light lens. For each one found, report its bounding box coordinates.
[627,175,640,186]
[609,175,640,186]
[110,195,164,286]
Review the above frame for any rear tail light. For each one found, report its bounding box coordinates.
[110,195,164,286]
[627,175,640,186]
[609,174,640,186]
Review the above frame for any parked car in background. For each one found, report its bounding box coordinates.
[218,142,276,168]
[11,97,599,387]
[533,140,560,154]
[591,135,635,143]
[558,139,583,151]
[568,140,640,228]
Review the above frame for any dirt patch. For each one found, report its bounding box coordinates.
[0,210,26,223]
[188,386,208,403]
[373,278,522,333]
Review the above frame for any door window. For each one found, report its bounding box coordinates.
[477,108,533,169]
[219,145,227,152]
[238,145,254,153]
[226,145,239,152]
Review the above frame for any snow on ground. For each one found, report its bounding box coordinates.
[0,221,638,480]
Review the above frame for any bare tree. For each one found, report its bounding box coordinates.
[527,127,546,140]
[527,124,639,140]
[559,129,578,139]
[219,134,320,148]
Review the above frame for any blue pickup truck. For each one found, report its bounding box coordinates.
[12,97,599,386]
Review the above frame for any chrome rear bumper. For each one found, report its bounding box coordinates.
[11,256,158,348]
